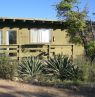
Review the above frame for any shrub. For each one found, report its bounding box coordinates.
[18,57,43,81]
[74,56,95,82]
[88,64,95,82]
[85,41,95,62]
[74,56,89,81]
[45,54,82,81]
[0,55,18,80]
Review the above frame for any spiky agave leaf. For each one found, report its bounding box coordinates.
[46,54,82,81]
[18,57,43,79]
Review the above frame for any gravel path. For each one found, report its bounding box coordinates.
[0,79,94,97]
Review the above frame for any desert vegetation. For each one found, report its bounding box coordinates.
[0,53,95,85]
[0,53,95,97]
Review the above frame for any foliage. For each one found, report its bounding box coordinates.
[85,41,95,62]
[56,0,87,44]
[18,57,43,80]
[74,56,95,82]
[88,64,95,82]
[45,54,82,81]
[74,57,89,81]
[56,0,78,18]
[56,0,95,61]
[0,55,18,80]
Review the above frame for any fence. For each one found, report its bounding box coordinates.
[0,44,73,60]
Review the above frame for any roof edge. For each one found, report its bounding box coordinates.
[0,17,64,23]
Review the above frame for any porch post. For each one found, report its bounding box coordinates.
[71,45,73,60]
[47,44,50,59]
[18,45,22,61]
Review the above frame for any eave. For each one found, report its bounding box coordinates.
[0,17,67,29]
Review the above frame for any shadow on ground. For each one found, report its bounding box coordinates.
[63,89,95,97]
[0,83,95,97]
[0,85,15,90]
[16,91,56,97]
[0,93,16,97]
[0,90,95,97]
[0,91,56,97]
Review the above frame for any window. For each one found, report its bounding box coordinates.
[0,31,2,45]
[30,29,52,43]
[6,30,17,45]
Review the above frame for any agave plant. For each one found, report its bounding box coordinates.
[18,57,43,80]
[46,54,82,81]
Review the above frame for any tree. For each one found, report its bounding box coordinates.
[56,0,87,44]
[56,0,95,62]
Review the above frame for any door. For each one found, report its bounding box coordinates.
[6,30,17,56]
[6,30,17,45]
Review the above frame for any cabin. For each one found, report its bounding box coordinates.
[0,17,84,60]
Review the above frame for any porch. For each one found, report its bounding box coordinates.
[0,44,73,60]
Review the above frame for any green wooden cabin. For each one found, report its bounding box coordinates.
[0,17,84,60]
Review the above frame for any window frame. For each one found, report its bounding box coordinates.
[30,28,52,44]
[0,30,2,45]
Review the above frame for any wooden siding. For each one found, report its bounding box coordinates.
[52,29,84,58]
[19,28,30,44]
[0,27,84,59]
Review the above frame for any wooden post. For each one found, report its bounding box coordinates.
[47,45,50,59]
[71,45,73,61]
[17,45,19,60]
[18,45,22,61]
[17,45,19,61]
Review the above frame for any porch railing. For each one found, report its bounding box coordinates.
[0,44,73,60]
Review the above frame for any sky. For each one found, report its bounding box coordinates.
[0,0,95,21]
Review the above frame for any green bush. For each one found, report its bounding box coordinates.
[74,56,95,82]
[0,55,18,80]
[45,54,82,81]
[85,41,95,62]
[18,57,43,81]
[74,56,89,81]
[88,65,95,82]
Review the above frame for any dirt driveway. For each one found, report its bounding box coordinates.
[0,79,94,97]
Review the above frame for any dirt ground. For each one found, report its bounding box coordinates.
[0,79,95,97]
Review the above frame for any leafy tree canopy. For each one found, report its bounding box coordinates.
[56,0,95,62]
[56,0,87,44]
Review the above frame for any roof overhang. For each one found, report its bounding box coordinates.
[0,17,67,29]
